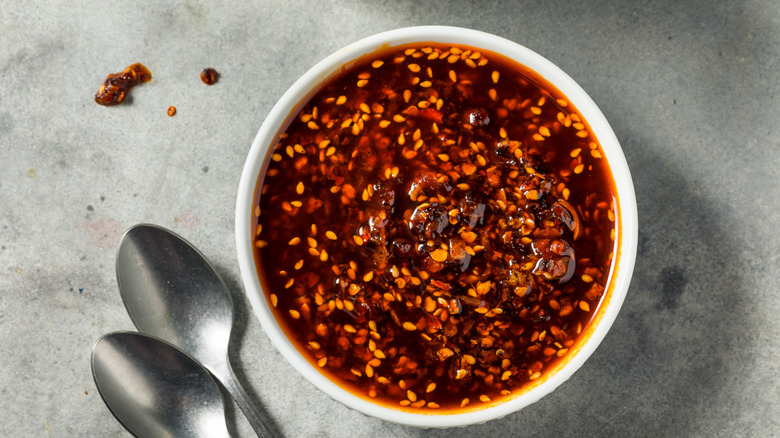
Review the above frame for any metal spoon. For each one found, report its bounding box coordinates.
[91,331,231,438]
[116,224,273,437]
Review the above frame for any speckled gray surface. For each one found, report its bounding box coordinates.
[1,0,778,437]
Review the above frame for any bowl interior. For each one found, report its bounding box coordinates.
[236,25,637,428]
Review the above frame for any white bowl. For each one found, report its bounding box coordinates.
[236,25,638,428]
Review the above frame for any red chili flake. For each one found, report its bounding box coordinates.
[418,108,443,123]
[430,279,451,291]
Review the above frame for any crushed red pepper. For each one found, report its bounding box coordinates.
[94,63,152,106]
[252,43,618,411]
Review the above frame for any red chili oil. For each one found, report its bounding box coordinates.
[252,43,618,411]
[94,63,152,106]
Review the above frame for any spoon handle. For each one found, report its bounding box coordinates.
[217,363,275,438]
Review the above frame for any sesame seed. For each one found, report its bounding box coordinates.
[437,347,454,360]
[253,44,616,409]
[461,231,477,243]
[430,249,448,262]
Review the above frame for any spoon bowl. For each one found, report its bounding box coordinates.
[116,224,272,437]
[91,331,231,438]
[116,224,232,377]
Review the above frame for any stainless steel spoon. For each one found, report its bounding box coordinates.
[91,331,231,438]
[116,224,272,437]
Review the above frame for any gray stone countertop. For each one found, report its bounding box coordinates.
[1,1,778,437]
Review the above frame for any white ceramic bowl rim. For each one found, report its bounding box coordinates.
[236,25,638,428]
